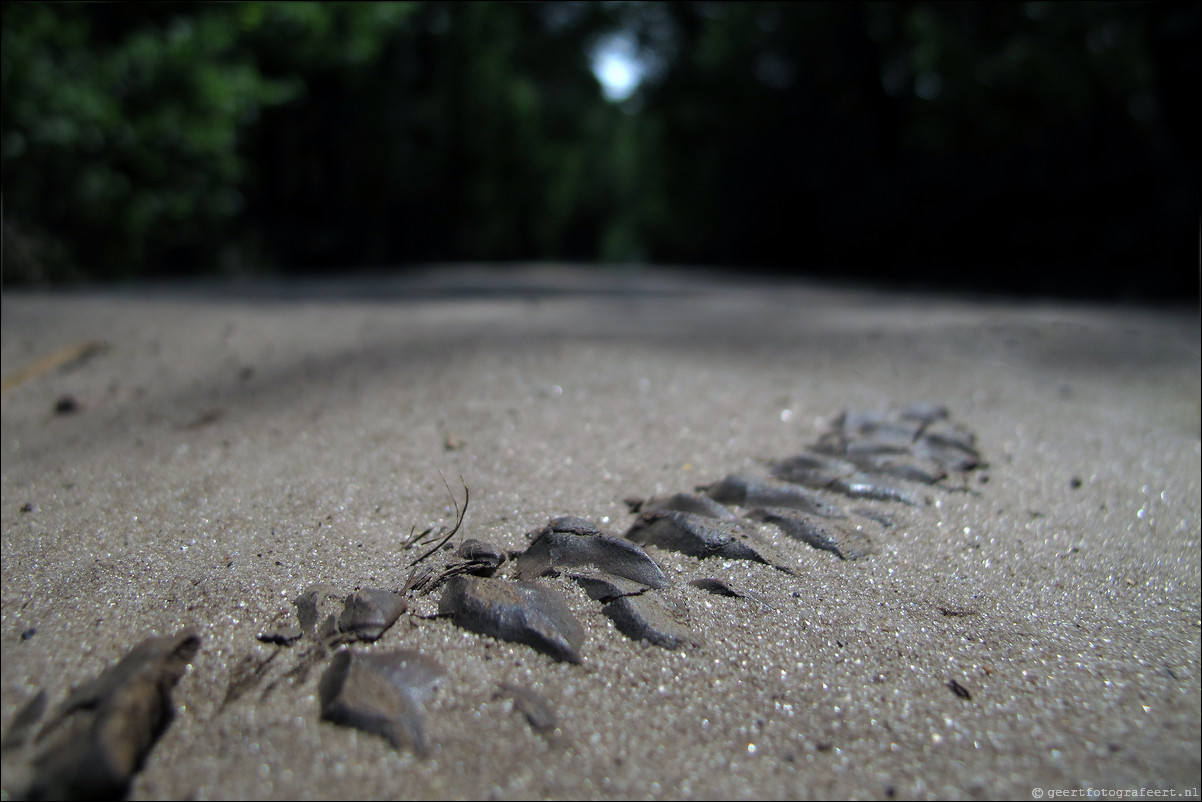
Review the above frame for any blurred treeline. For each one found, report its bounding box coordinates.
[2,1,1197,297]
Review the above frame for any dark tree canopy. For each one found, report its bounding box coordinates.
[2,1,1197,297]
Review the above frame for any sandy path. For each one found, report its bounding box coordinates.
[2,266,1198,800]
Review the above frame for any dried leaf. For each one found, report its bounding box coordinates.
[750,508,873,560]
[319,648,444,756]
[22,630,199,801]
[623,510,795,574]
[627,493,736,520]
[701,474,846,518]
[566,570,651,603]
[288,585,407,645]
[603,592,695,650]
[770,453,922,505]
[516,517,668,589]
[496,684,558,734]
[334,589,408,643]
[687,578,773,609]
[454,539,507,574]
[439,576,585,664]
[293,584,342,636]
[1,690,46,753]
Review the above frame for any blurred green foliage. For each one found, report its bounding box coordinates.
[2,1,619,279]
[2,2,298,278]
[2,1,1196,295]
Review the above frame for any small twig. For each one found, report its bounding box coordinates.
[409,475,468,567]
[401,523,435,549]
[403,559,482,597]
[402,564,436,595]
[1,341,107,394]
[416,527,446,546]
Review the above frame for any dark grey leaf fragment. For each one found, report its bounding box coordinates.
[842,451,947,485]
[541,516,603,536]
[318,648,445,756]
[822,406,981,474]
[688,577,744,597]
[602,592,695,650]
[687,577,773,609]
[701,474,847,518]
[768,452,854,489]
[439,576,586,664]
[293,584,343,637]
[770,454,922,505]
[454,539,507,575]
[913,430,982,472]
[750,508,873,560]
[623,510,795,574]
[921,419,978,450]
[22,630,200,801]
[256,627,303,646]
[831,473,923,505]
[839,406,924,434]
[567,570,653,602]
[496,684,558,734]
[278,585,407,646]
[1,690,46,753]
[334,589,409,643]
[517,518,668,589]
[627,493,737,520]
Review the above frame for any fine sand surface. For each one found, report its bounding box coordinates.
[1,266,1199,800]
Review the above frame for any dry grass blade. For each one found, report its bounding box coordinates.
[1,341,107,393]
[402,524,435,550]
[409,476,468,567]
